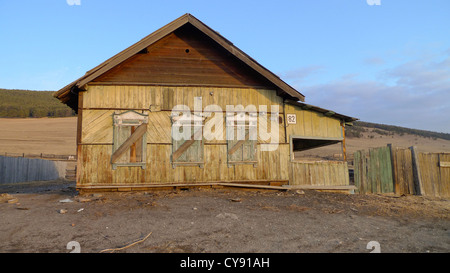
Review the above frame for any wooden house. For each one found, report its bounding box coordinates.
[54,14,357,191]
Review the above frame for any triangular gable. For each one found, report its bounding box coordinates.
[92,24,281,89]
[54,14,305,110]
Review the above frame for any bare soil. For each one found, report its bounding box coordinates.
[1,180,449,253]
[1,118,449,253]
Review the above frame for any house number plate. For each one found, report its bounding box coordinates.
[287,114,297,124]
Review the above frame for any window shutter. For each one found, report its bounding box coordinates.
[112,110,148,169]
[171,113,204,168]
[226,113,257,166]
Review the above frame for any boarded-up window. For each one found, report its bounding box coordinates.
[112,110,148,169]
[226,112,257,166]
[171,112,204,168]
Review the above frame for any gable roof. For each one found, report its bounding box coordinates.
[54,13,305,109]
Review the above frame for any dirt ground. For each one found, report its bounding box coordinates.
[0,180,449,253]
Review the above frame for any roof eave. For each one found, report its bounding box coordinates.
[285,99,358,123]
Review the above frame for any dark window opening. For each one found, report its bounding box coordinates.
[291,137,344,162]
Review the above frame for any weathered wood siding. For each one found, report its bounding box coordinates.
[284,103,342,139]
[289,161,349,186]
[92,24,277,89]
[81,85,285,145]
[417,152,450,198]
[354,145,450,198]
[353,146,394,194]
[77,143,290,186]
[0,156,66,184]
[83,85,283,111]
[390,147,450,197]
[390,146,415,195]
[77,84,347,188]
[78,85,291,186]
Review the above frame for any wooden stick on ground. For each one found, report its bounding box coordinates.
[99,232,152,253]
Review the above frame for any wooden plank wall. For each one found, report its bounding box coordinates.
[81,110,284,145]
[370,146,394,193]
[92,25,277,89]
[81,85,286,145]
[353,146,394,194]
[78,85,346,187]
[391,147,415,195]
[417,152,450,198]
[355,145,450,198]
[0,156,65,184]
[84,85,284,111]
[353,150,367,194]
[77,144,290,186]
[289,161,350,186]
[284,103,342,139]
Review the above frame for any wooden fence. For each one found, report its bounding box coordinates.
[353,145,450,198]
[390,146,416,195]
[417,152,450,197]
[0,156,68,184]
[353,146,393,194]
[290,161,350,188]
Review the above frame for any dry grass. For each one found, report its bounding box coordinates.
[0,117,77,155]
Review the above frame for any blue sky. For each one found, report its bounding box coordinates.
[0,0,449,133]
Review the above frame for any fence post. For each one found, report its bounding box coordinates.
[410,146,423,195]
[382,146,394,193]
[354,150,361,193]
[354,150,367,194]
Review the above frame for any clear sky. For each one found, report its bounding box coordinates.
[1,0,449,133]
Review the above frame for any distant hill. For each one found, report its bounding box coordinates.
[0,88,75,118]
[346,121,450,141]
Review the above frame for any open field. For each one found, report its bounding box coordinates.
[0,117,77,155]
[0,181,449,253]
[346,127,450,154]
[297,127,450,160]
